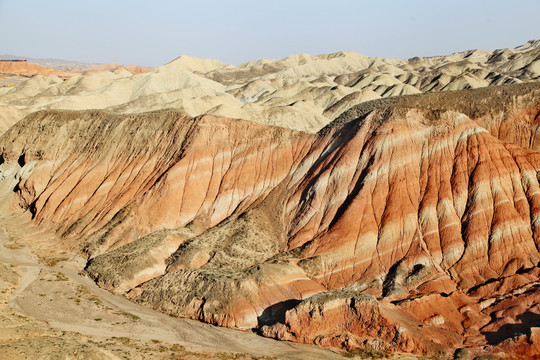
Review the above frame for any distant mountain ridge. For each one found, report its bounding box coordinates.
[0,54,148,72]
[0,39,539,135]
[2,39,538,71]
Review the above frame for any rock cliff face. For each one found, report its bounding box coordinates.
[1,83,540,357]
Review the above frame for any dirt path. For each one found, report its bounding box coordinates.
[0,220,346,360]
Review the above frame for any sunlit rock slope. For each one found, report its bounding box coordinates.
[0,82,539,357]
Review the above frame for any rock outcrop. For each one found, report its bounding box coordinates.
[0,82,539,357]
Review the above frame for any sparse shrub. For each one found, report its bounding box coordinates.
[88,295,103,306]
[55,272,68,281]
[123,311,140,321]
[169,344,185,352]
[111,336,130,344]
[39,256,69,267]
[4,242,25,250]
[76,284,90,294]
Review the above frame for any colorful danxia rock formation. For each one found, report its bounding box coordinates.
[0,82,538,358]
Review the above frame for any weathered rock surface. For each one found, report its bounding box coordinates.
[0,83,539,357]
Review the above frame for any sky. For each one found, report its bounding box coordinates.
[0,0,538,67]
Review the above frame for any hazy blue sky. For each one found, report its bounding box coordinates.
[0,0,538,66]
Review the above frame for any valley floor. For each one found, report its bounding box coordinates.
[0,214,350,360]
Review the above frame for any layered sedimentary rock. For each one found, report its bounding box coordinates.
[1,83,539,357]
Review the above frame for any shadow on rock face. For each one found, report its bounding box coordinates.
[257,299,302,327]
[482,311,540,345]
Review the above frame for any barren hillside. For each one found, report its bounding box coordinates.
[0,41,538,134]
[0,82,538,358]
[1,41,540,358]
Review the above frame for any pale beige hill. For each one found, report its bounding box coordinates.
[164,55,232,73]
[515,39,540,50]
[323,89,381,120]
[85,62,150,74]
[112,67,135,77]
[111,93,242,118]
[259,52,402,80]
[1,75,64,102]
[0,63,228,119]
[206,102,330,132]
[0,106,26,135]
[0,41,539,133]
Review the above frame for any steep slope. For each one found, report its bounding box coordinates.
[0,83,539,357]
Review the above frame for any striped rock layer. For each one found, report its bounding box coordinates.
[1,83,540,357]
